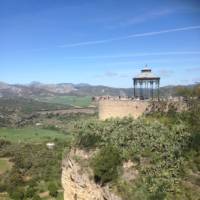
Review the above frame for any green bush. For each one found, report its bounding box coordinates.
[25,186,37,198]
[78,133,102,149]
[9,170,24,187]
[48,182,58,197]
[9,187,25,200]
[91,145,122,184]
[0,183,6,192]
[32,194,42,200]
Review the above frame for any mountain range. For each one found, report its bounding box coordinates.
[0,81,192,98]
[0,82,133,97]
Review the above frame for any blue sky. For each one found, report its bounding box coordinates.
[0,0,200,87]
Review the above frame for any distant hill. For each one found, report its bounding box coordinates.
[0,82,133,97]
[0,81,198,98]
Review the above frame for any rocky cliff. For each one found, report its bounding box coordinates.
[61,149,122,200]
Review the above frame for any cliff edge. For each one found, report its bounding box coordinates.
[61,149,122,200]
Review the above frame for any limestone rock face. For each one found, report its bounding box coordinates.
[62,149,121,200]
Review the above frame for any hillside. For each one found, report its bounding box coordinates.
[0,97,71,127]
[0,82,131,97]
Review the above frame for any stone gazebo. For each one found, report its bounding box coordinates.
[133,68,160,100]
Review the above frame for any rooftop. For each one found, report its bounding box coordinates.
[134,68,160,80]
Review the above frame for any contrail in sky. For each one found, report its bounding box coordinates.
[64,51,200,59]
[58,25,200,48]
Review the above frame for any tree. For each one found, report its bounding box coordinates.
[25,186,37,198]
[48,182,58,197]
[32,194,42,200]
[0,183,6,192]
[9,187,25,200]
[9,170,23,187]
[91,145,122,185]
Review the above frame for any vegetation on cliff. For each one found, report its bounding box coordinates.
[73,100,200,200]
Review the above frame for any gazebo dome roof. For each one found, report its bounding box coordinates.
[134,68,159,80]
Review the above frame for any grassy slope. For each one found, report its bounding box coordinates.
[35,96,92,107]
[0,128,70,143]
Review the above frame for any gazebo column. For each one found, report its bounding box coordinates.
[157,79,160,101]
[149,81,151,99]
[148,81,150,99]
[134,79,137,98]
[146,80,149,99]
[139,81,142,99]
[146,80,148,99]
[150,81,153,99]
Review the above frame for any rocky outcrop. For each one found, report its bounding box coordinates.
[147,100,187,113]
[61,149,122,200]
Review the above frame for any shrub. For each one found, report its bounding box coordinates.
[0,139,11,148]
[48,182,58,197]
[78,133,102,149]
[0,183,6,192]
[9,187,25,200]
[32,194,42,200]
[91,145,122,184]
[9,170,24,186]
[25,186,37,198]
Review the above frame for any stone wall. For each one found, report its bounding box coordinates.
[98,100,149,120]
[98,99,187,120]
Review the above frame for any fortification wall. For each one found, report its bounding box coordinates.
[98,100,149,120]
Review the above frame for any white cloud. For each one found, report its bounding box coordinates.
[95,71,132,79]
[117,9,174,27]
[156,69,174,78]
[192,77,200,83]
[186,67,200,72]
[104,71,118,77]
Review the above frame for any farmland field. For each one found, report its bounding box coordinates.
[0,127,70,143]
[34,96,92,107]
